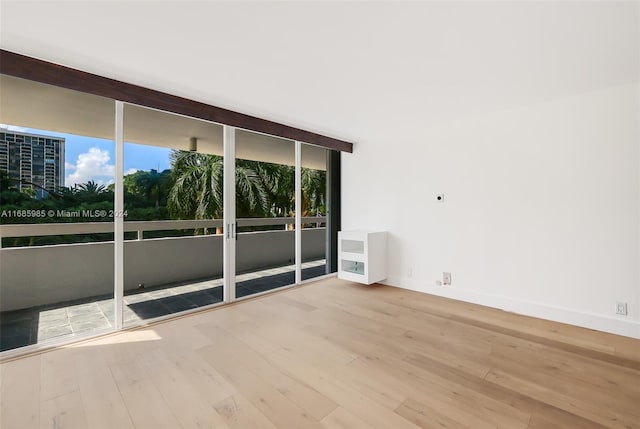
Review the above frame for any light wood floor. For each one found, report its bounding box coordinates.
[1,278,639,429]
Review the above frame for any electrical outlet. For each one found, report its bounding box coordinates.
[443,272,452,285]
[615,302,627,316]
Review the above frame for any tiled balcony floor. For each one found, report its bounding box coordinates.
[0,260,327,352]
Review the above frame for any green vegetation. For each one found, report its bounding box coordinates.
[0,151,326,247]
[168,150,325,220]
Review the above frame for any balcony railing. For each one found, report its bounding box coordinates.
[0,217,327,312]
[0,216,325,242]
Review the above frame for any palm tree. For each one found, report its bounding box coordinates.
[301,168,326,216]
[254,162,294,218]
[168,151,326,232]
[167,150,271,223]
[168,151,224,220]
[70,180,112,204]
[75,180,107,194]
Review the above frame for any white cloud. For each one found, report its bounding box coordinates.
[0,124,27,133]
[65,147,115,187]
[125,168,139,176]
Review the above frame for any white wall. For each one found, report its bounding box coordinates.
[342,83,640,338]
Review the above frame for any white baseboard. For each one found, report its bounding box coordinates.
[382,275,640,339]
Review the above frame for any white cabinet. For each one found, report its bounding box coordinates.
[338,231,387,284]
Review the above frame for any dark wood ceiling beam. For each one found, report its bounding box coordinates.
[0,49,353,153]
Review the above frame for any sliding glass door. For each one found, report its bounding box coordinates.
[121,104,226,327]
[0,75,116,352]
[233,129,296,299]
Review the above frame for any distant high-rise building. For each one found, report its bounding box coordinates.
[0,130,65,196]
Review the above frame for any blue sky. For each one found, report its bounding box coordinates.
[1,124,171,187]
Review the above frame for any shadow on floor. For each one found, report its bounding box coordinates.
[127,264,326,319]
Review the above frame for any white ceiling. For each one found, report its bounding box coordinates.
[0,1,638,148]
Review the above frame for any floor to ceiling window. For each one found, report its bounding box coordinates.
[0,75,116,351]
[122,104,226,327]
[233,129,298,299]
[0,59,344,356]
